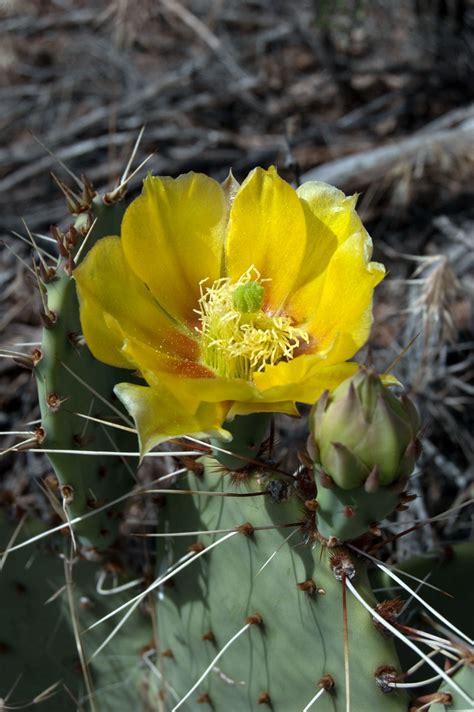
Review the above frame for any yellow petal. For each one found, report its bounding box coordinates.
[115,382,231,457]
[228,400,299,418]
[74,236,198,367]
[169,375,259,408]
[312,232,384,360]
[289,224,385,362]
[288,182,377,344]
[226,167,306,313]
[121,173,227,326]
[296,182,360,244]
[121,334,264,406]
[121,334,219,380]
[293,182,360,293]
[254,356,359,404]
[78,295,132,369]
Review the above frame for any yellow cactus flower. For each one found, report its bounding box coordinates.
[74,167,385,455]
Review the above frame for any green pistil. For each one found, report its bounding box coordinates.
[232,281,265,313]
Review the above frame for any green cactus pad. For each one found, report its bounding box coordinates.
[372,541,474,709]
[210,412,271,470]
[155,458,407,711]
[35,196,139,549]
[431,664,474,711]
[0,512,156,711]
[372,542,474,640]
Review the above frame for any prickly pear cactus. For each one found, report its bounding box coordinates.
[34,191,139,549]
[373,542,474,640]
[431,665,474,711]
[0,513,155,711]
[154,455,408,711]
[152,371,472,711]
[373,542,474,712]
[7,166,472,712]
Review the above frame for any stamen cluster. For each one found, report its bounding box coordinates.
[195,267,309,380]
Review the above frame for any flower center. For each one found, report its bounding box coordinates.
[195,267,309,380]
[232,281,265,313]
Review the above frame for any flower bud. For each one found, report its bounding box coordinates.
[310,368,420,492]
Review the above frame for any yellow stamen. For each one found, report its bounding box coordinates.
[195,267,309,380]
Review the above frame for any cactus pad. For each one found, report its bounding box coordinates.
[155,459,408,711]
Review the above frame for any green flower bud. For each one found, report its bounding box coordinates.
[310,368,421,492]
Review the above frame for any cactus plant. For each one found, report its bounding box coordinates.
[34,191,139,549]
[0,512,156,711]
[372,542,474,712]
[2,165,473,712]
[148,371,421,710]
[431,665,474,711]
[154,456,408,711]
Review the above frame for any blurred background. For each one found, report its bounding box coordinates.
[1,0,473,550]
